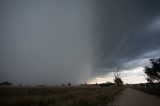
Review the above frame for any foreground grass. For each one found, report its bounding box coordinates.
[0,86,122,106]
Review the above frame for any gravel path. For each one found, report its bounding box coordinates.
[108,88,160,106]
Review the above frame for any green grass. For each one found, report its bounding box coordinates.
[0,86,122,106]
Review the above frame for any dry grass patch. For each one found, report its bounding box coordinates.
[0,86,122,106]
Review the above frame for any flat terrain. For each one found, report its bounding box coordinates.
[109,88,160,106]
[0,86,121,106]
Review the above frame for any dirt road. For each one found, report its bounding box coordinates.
[108,88,160,106]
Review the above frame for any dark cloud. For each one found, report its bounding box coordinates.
[0,0,94,85]
[91,0,160,70]
[1,0,160,85]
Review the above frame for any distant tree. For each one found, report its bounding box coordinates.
[114,78,123,87]
[113,67,123,87]
[100,82,115,87]
[0,81,12,87]
[80,84,84,86]
[68,83,71,86]
[144,58,160,83]
[19,84,23,87]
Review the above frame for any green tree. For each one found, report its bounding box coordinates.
[144,58,160,83]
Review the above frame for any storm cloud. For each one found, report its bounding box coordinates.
[0,0,95,85]
[1,0,160,85]
[92,0,160,71]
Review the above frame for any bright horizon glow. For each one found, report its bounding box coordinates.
[87,67,147,84]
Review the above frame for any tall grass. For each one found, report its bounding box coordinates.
[0,86,122,106]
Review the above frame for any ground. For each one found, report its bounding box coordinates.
[0,86,122,106]
[108,88,160,106]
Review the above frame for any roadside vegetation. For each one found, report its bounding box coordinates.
[135,86,160,97]
[0,86,122,106]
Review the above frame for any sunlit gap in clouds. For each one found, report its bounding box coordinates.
[87,67,147,84]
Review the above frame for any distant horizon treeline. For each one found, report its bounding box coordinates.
[0,81,91,87]
[0,80,117,87]
[0,81,12,86]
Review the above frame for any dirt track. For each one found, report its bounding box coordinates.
[108,88,160,106]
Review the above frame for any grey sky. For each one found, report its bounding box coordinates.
[1,0,160,85]
[92,0,160,70]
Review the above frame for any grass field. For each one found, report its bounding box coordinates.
[0,86,122,106]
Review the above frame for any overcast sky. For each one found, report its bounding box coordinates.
[1,0,160,85]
